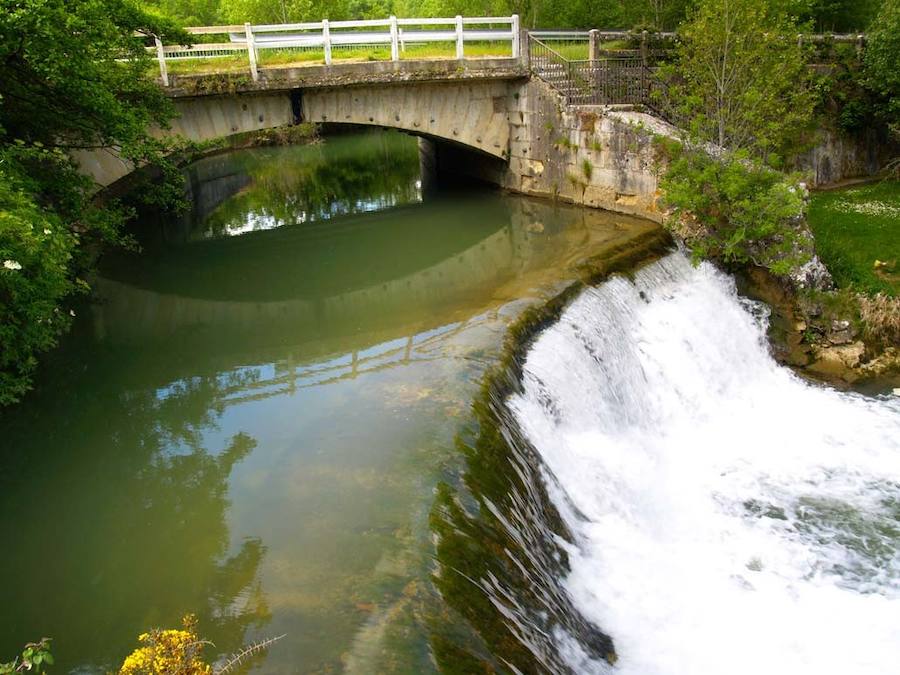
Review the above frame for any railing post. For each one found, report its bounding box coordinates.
[522,31,531,69]
[390,15,399,62]
[589,29,600,62]
[640,30,649,66]
[245,23,259,81]
[511,14,520,59]
[154,35,169,87]
[455,15,464,59]
[323,19,332,66]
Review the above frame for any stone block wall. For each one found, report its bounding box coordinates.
[431,77,668,223]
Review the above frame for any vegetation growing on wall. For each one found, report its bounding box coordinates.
[861,0,900,170]
[813,0,899,171]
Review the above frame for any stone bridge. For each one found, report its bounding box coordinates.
[77,25,884,223]
[77,54,682,223]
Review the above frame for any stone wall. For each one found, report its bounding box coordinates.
[795,126,897,187]
[430,78,667,223]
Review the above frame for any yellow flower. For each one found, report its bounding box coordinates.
[118,616,212,675]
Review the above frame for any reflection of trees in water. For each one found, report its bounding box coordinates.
[0,367,271,672]
[198,134,421,239]
[136,425,270,650]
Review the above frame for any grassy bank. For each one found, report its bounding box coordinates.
[808,180,900,296]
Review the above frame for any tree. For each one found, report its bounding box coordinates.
[864,0,900,127]
[0,0,188,404]
[778,0,880,32]
[142,0,222,25]
[662,0,815,163]
[863,0,900,172]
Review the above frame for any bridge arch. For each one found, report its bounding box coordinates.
[75,68,517,189]
[299,80,512,160]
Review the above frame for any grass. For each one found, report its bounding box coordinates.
[807,180,900,297]
[160,41,513,76]
[543,40,631,61]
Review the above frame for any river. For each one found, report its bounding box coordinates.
[0,130,661,673]
[3,130,897,675]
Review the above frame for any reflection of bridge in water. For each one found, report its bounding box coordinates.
[219,312,497,407]
[92,194,658,398]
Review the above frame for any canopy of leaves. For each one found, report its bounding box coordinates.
[660,0,815,164]
[139,0,881,31]
[142,0,698,30]
[0,0,189,404]
[779,0,880,31]
[863,0,900,129]
[1,0,187,171]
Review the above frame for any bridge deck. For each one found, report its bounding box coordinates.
[166,57,527,97]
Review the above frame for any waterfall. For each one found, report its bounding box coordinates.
[508,252,900,675]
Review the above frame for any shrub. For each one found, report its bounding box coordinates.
[0,170,77,405]
[858,292,900,346]
[119,615,211,675]
[659,146,810,276]
[0,638,53,674]
[660,0,815,165]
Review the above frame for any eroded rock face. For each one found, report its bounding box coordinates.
[789,254,833,291]
[815,341,866,368]
[827,319,856,345]
[736,265,900,389]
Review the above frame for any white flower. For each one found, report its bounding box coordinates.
[69,309,76,317]
[43,228,52,235]
[834,200,900,218]
[3,260,22,271]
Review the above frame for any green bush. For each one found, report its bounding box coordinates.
[660,146,810,276]
[0,169,78,405]
[0,638,53,674]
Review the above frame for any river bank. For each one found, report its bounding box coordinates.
[734,179,900,392]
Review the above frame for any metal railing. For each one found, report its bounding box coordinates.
[149,15,521,85]
[528,28,865,114]
[528,34,658,108]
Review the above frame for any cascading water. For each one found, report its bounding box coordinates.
[508,252,900,675]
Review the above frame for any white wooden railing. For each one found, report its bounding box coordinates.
[150,15,521,86]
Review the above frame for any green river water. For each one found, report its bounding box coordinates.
[0,131,659,673]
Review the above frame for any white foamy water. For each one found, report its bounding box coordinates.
[509,253,900,675]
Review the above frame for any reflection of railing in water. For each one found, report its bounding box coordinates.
[217,312,497,406]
